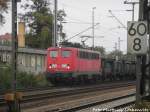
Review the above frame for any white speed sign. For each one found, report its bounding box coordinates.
[127,21,147,54]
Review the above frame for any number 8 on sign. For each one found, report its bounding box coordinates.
[133,38,141,51]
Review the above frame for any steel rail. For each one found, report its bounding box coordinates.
[0,81,135,110]
[21,82,135,112]
[0,86,54,94]
[68,94,135,112]
[21,81,135,104]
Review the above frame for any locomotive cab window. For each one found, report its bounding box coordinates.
[50,51,58,58]
[62,50,71,57]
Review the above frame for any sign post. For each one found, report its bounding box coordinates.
[127,21,148,103]
[12,0,18,111]
[11,0,21,111]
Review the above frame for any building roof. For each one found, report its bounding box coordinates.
[0,46,46,55]
[0,33,12,40]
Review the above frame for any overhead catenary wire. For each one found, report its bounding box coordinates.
[65,23,99,41]
[62,21,92,24]
[66,16,91,24]
[58,2,126,47]
[108,10,127,30]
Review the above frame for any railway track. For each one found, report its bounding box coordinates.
[24,81,135,101]
[22,81,135,112]
[0,81,135,112]
[0,86,54,94]
[0,86,55,106]
[76,93,135,112]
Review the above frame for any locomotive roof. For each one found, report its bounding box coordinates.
[47,47,100,54]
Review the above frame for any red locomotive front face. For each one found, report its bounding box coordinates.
[46,47,102,85]
[46,47,75,73]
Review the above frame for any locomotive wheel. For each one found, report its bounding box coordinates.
[84,75,89,83]
[65,78,75,86]
[81,76,85,85]
[97,75,101,83]
[92,75,97,83]
[95,75,99,83]
[50,78,63,86]
[50,79,57,86]
[112,75,115,81]
[102,75,105,81]
[98,76,102,83]
[73,78,79,85]
[64,79,70,85]
[77,76,85,85]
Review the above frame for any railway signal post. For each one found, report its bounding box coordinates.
[127,0,150,103]
[5,0,22,112]
[138,0,150,101]
[127,21,148,102]
[12,0,18,111]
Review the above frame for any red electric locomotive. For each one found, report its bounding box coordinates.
[46,47,102,85]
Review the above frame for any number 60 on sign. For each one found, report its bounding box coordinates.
[127,21,147,54]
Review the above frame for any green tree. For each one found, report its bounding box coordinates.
[20,0,67,49]
[93,46,106,57]
[107,50,123,59]
[20,0,53,49]
[0,0,9,25]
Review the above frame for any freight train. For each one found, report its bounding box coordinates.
[46,47,136,85]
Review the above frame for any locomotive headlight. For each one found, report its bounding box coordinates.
[62,64,70,69]
[62,64,67,68]
[49,64,57,68]
[49,64,52,69]
[52,64,57,68]
[67,64,70,69]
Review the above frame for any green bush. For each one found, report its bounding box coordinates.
[0,66,49,90]
[35,73,49,87]
[0,66,12,90]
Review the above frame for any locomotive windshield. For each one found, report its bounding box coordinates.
[50,51,58,58]
[62,50,71,57]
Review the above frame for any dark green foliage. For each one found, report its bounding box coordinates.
[0,66,12,89]
[20,0,53,49]
[20,0,66,49]
[17,72,49,88]
[0,66,49,90]
[16,72,37,88]
[93,46,106,56]
[107,50,123,59]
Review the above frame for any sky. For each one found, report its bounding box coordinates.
[0,0,139,53]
